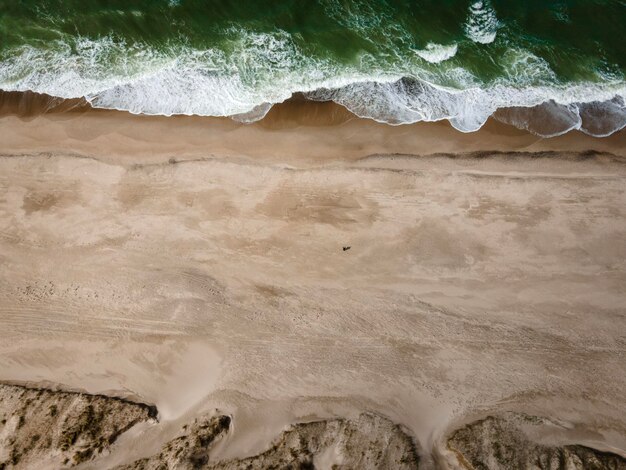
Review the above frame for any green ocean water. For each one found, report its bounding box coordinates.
[0,0,625,135]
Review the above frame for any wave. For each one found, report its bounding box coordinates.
[494,98,626,138]
[464,0,499,44]
[307,79,626,136]
[0,34,624,137]
[413,43,458,64]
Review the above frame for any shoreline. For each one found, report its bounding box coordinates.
[1,91,626,468]
[1,91,625,167]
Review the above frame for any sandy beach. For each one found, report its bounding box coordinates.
[1,95,626,468]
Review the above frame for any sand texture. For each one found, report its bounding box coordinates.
[448,413,626,469]
[0,383,156,469]
[2,383,626,469]
[118,412,418,470]
[0,100,625,468]
[116,414,232,470]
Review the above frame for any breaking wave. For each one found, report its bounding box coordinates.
[464,0,499,44]
[414,43,459,64]
[0,30,624,137]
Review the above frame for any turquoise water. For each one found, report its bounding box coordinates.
[0,0,625,135]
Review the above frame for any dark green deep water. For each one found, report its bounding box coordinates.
[0,0,625,134]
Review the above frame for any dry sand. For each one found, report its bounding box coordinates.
[0,97,625,468]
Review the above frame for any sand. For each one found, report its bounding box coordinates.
[1,91,625,167]
[0,96,625,468]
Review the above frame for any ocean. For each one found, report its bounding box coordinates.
[0,0,624,136]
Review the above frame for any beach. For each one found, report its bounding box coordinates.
[1,95,625,468]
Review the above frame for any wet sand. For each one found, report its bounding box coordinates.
[1,91,625,167]
[0,94,625,468]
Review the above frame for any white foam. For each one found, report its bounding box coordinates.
[414,43,458,64]
[464,0,499,44]
[502,49,557,85]
[494,98,626,138]
[306,75,626,135]
[494,101,582,137]
[1,32,625,137]
[578,97,626,137]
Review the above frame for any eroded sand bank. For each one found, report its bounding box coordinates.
[0,99,625,468]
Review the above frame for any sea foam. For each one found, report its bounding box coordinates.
[414,43,458,64]
[0,31,624,137]
[464,0,499,44]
